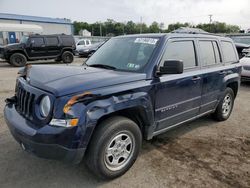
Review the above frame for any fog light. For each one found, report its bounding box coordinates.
[50,118,79,128]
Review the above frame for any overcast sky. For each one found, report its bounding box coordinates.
[0,0,250,29]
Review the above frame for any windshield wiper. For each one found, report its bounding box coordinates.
[88,64,117,70]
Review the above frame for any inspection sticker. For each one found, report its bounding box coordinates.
[134,38,158,45]
[127,63,140,69]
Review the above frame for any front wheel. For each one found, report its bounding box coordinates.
[9,53,27,67]
[85,116,142,179]
[62,51,74,64]
[213,88,235,121]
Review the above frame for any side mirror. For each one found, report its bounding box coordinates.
[159,60,184,75]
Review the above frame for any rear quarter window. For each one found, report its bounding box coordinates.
[221,41,238,63]
[61,36,74,46]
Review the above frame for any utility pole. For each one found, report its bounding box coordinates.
[140,16,142,34]
[99,24,102,36]
[208,14,213,32]
[209,14,213,24]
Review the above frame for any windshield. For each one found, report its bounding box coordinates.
[85,37,159,72]
[231,37,250,45]
[20,36,29,44]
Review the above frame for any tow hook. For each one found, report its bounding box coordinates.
[20,143,26,151]
[5,96,17,105]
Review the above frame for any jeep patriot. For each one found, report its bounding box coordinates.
[4,32,241,179]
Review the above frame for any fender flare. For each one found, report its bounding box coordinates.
[222,73,240,91]
[85,92,154,127]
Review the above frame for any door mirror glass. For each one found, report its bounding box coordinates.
[159,60,184,75]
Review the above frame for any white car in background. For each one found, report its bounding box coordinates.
[240,53,250,81]
[75,39,92,52]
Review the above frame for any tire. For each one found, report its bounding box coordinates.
[10,53,27,67]
[62,51,74,64]
[213,87,235,121]
[85,116,142,179]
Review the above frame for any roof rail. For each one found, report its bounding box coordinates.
[171,27,224,37]
[171,27,208,34]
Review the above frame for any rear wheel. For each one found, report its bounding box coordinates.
[62,51,74,64]
[10,53,27,67]
[213,87,235,121]
[85,116,142,179]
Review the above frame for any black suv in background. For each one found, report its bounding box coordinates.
[0,34,76,67]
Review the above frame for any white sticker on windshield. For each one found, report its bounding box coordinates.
[127,63,140,69]
[134,38,158,45]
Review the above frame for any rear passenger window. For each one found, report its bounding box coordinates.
[46,37,59,46]
[162,41,197,69]
[199,41,216,66]
[221,41,237,63]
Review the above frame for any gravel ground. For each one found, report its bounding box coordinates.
[0,58,249,188]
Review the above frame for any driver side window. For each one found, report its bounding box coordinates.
[30,37,45,47]
[161,40,197,69]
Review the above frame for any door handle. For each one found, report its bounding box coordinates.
[219,71,227,75]
[192,76,201,81]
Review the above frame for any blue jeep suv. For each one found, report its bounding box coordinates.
[4,32,241,179]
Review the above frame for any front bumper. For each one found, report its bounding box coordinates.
[4,103,86,164]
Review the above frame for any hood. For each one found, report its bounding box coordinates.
[27,65,146,97]
[240,56,250,65]
[4,43,24,50]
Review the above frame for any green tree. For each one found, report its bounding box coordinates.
[149,21,160,33]
[167,22,191,32]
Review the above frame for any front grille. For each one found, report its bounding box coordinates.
[16,87,35,119]
[243,66,250,71]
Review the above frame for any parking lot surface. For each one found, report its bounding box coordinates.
[0,58,249,188]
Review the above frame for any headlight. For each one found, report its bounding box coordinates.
[40,95,51,118]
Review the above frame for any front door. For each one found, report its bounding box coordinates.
[8,32,16,44]
[154,39,202,133]
[26,37,47,58]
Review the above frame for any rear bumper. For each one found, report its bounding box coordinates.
[4,103,86,164]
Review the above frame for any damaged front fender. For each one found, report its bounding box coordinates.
[85,92,154,128]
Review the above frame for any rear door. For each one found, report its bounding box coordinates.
[198,40,225,113]
[45,36,60,57]
[154,39,203,134]
[26,37,47,58]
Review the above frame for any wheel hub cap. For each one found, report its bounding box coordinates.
[104,132,134,171]
[222,94,232,116]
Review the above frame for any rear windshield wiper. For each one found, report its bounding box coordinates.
[88,64,117,70]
